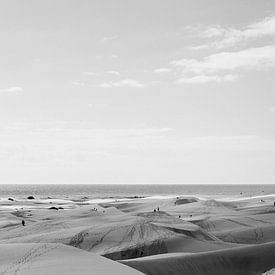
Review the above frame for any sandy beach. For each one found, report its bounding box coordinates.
[0,193,275,274]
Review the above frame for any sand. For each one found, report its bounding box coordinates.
[0,192,275,274]
[264,268,275,275]
[122,242,275,275]
[0,243,143,275]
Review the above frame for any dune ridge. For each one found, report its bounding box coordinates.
[0,243,143,275]
[121,241,275,275]
[0,193,275,274]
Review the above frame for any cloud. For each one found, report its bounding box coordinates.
[171,45,275,74]
[98,79,144,88]
[0,86,23,94]
[98,83,113,88]
[201,26,227,38]
[106,70,120,75]
[72,81,85,87]
[189,45,209,50]
[83,70,120,76]
[177,74,238,84]
[112,79,144,88]
[0,125,173,167]
[154,68,171,73]
[191,16,275,49]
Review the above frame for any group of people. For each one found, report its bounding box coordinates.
[153,207,160,212]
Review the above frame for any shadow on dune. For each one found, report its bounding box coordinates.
[121,241,275,275]
[104,239,168,261]
[174,197,199,205]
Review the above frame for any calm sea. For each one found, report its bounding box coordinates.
[0,184,274,199]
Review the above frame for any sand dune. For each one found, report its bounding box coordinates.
[264,268,275,275]
[0,243,143,275]
[122,242,275,275]
[0,193,275,274]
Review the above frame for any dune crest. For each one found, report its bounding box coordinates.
[0,194,275,274]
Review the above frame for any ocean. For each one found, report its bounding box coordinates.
[0,184,274,199]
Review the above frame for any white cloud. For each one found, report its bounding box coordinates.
[154,68,171,73]
[192,16,275,49]
[171,45,275,74]
[113,79,144,88]
[83,70,120,76]
[188,45,209,50]
[98,79,144,88]
[177,74,238,84]
[106,70,120,75]
[201,26,228,38]
[111,54,119,59]
[98,83,113,88]
[0,126,173,167]
[0,86,23,94]
[173,18,275,83]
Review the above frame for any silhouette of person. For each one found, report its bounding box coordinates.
[22,220,25,226]
[157,207,159,211]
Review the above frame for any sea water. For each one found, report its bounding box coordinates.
[0,184,274,199]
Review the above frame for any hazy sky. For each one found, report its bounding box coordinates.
[0,0,275,184]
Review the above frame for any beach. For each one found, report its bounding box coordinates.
[0,189,275,274]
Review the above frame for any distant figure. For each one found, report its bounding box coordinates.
[190,214,192,217]
[157,207,159,211]
[27,196,35,200]
[153,209,156,212]
[179,215,181,218]
[22,220,25,226]
[140,251,144,257]
[273,201,275,207]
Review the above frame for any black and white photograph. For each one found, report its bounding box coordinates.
[0,1,275,274]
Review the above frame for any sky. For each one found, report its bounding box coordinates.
[0,0,275,184]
